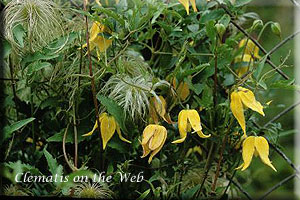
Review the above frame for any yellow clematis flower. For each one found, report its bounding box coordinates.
[149,96,173,124]
[141,124,167,163]
[81,21,112,60]
[235,39,261,77]
[172,109,210,144]
[178,0,197,15]
[236,136,276,171]
[230,87,265,137]
[83,113,131,150]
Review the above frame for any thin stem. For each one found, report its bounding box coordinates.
[8,56,19,119]
[73,105,78,168]
[83,0,103,170]
[257,21,273,42]
[231,179,253,200]
[194,142,216,199]
[262,100,300,128]
[30,89,35,150]
[258,173,296,200]
[213,37,218,107]
[63,124,78,171]
[267,29,300,56]
[222,155,242,197]
[211,118,234,192]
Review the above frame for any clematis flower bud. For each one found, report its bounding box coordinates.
[271,22,281,38]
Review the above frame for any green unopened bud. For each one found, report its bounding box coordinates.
[271,22,281,37]
[252,19,263,30]
[215,24,226,37]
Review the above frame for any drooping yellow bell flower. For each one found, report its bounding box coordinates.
[83,113,131,150]
[141,124,167,163]
[230,87,265,137]
[235,39,261,77]
[236,136,276,171]
[149,96,173,124]
[81,21,112,59]
[178,0,197,15]
[172,109,210,144]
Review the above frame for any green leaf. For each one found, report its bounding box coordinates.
[13,24,25,47]
[199,84,213,108]
[43,148,63,179]
[1,161,41,183]
[235,0,252,7]
[27,61,51,75]
[137,189,151,200]
[253,56,267,80]
[177,63,210,81]
[270,79,299,90]
[223,73,235,86]
[21,52,59,67]
[181,184,200,199]
[47,129,73,143]
[200,9,225,24]
[2,118,35,144]
[218,14,231,28]
[93,7,125,27]
[206,20,216,51]
[97,95,128,133]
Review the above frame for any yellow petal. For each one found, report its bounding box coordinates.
[187,110,201,131]
[101,115,116,150]
[82,119,99,136]
[241,136,255,171]
[178,0,190,15]
[186,148,193,157]
[193,146,202,155]
[187,110,211,138]
[153,96,167,119]
[230,91,246,136]
[149,126,165,150]
[266,100,273,106]
[142,125,156,145]
[189,0,197,12]
[236,65,250,78]
[148,127,167,163]
[196,130,211,138]
[90,22,102,41]
[254,137,277,171]
[239,39,260,59]
[177,82,190,101]
[172,136,187,144]
[95,0,102,6]
[238,87,265,116]
[141,143,151,158]
[26,137,33,143]
[116,124,131,143]
[92,36,112,53]
[173,110,188,143]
